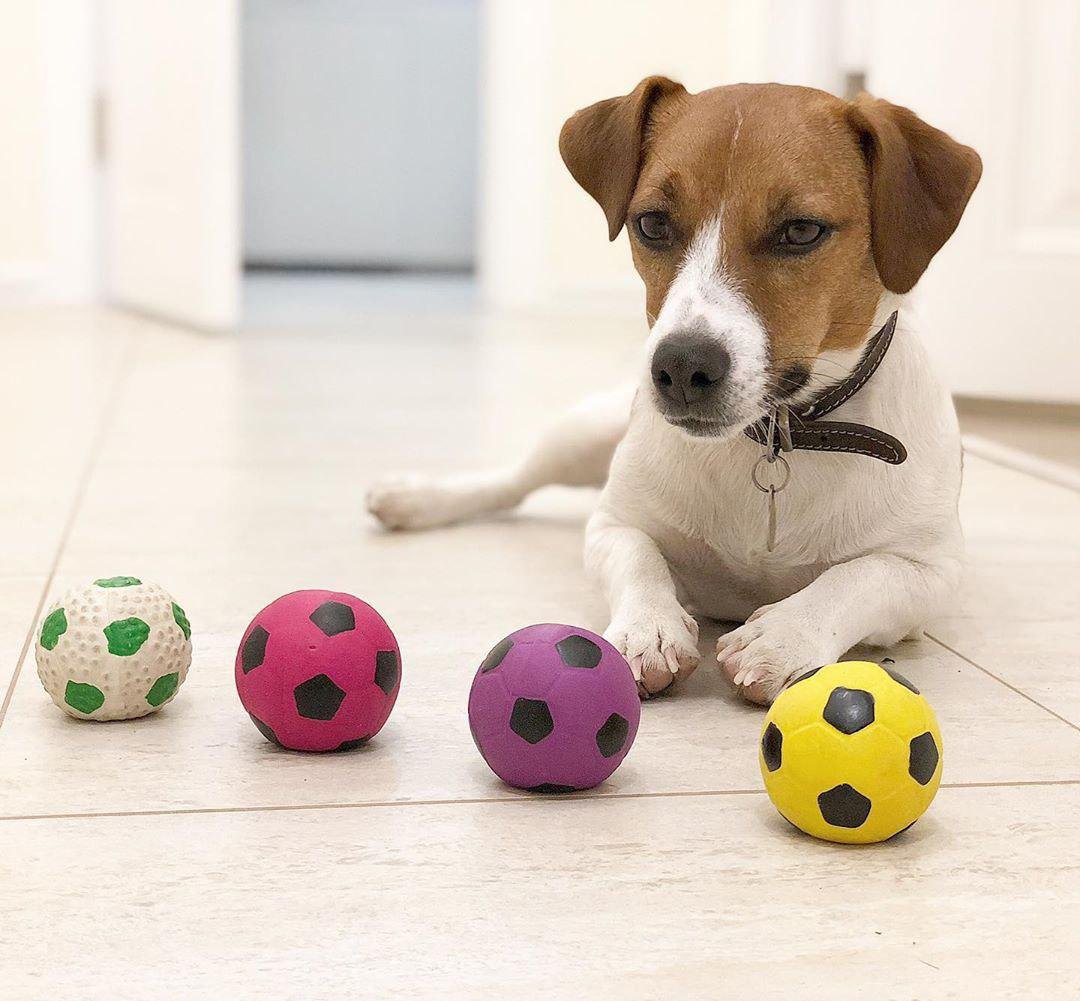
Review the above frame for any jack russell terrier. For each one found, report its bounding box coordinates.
[367,79,982,706]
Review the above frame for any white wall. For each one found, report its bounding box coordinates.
[0,1,97,304]
[242,0,479,269]
[864,0,1080,402]
[477,0,849,312]
[0,3,47,288]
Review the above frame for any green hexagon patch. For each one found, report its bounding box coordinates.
[40,608,68,651]
[146,673,179,707]
[103,617,150,656]
[94,576,142,588]
[65,680,105,714]
[171,602,191,640]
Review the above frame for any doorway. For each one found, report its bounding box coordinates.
[241,0,480,324]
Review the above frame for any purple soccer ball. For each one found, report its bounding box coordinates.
[467,623,641,792]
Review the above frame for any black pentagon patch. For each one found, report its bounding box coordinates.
[786,665,822,688]
[883,665,920,694]
[595,713,629,758]
[556,634,602,669]
[336,736,370,752]
[823,687,876,734]
[249,713,282,747]
[480,636,513,673]
[309,600,355,637]
[374,650,399,695]
[528,783,578,794]
[294,673,346,721]
[509,698,554,744]
[909,731,940,785]
[818,784,873,829]
[761,721,783,772]
[240,625,270,673]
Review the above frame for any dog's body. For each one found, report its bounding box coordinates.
[368,80,980,705]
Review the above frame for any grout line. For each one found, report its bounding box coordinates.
[0,787,767,822]
[0,335,138,732]
[962,433,1080,495]
[3,778,1079,824]
[941,778,1080,789]
[927,632,1080,733]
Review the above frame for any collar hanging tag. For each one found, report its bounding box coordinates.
[766,485,779,552]
[752,406,791,552]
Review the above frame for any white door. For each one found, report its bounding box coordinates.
[103,0,240,330]
[866,0,1080,402]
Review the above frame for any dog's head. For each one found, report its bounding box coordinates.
[560,80,981,436]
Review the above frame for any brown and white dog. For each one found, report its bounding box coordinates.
[367,79,982,705]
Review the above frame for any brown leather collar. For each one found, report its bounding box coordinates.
[743,311,907,465]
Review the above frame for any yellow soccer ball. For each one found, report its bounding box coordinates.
[759,661,943,844]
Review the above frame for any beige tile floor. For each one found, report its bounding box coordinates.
[1,303,1078,1000]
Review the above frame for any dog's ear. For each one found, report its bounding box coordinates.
[848,94,982,294]
[559,76,686,241]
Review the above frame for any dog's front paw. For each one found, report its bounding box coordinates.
[366,474,456,531]
[605,603,700,697]
[716,604,833,706]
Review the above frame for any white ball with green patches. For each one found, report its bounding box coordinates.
[35,577,192,720]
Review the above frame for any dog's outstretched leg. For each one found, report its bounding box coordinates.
[366,385,632,531]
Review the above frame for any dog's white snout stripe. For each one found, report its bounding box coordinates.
[646,214,769,430]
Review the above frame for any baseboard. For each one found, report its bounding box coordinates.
[955,395,1080,424]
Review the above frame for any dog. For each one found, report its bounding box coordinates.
[367,79,982,705]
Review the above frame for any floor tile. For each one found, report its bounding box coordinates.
[0,576,47,716]
[3,552,1077,818]
[2,785,1078,999]
[0,308,131,574]
[932,455,1080,725]
[959,455,1080,564]
[0,307,131,470]
[95,311,643,471]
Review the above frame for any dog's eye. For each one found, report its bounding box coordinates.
[635,211,673,245]
[777,219,828,250]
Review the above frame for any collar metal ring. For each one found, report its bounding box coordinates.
[752,454,790,493]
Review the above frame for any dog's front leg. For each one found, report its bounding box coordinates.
[716,552,961,705]
[586,511,700,695]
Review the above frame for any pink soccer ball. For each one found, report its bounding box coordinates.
[468,623,641,792]
[235,589,401,752]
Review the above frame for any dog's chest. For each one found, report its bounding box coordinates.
[615,434,891,618]
[649,466,838,617]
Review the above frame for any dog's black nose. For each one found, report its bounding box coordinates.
[651,331,731,408]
